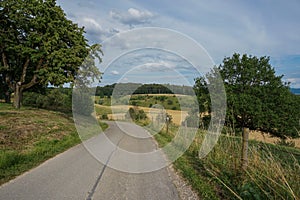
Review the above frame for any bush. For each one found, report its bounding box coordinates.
[98,99,103,105]
[23,88,72,113]
[101,114,108,120]
[130,101,137,106]
[126,107,148,121]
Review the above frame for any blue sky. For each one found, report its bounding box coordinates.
[57,0,300,87]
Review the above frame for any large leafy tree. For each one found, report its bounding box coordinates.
[0,0,99,108]
[195,53,300,138]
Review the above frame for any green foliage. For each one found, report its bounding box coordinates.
[194,77,210,114]
[0,0,101,108]
[23,88,72,113]
[155,126,300,199]
[126,107,148,121]
[101,114,108,120]
[195,53,300,138]
[167,99,173,105]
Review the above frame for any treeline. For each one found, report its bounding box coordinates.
[95,83,194,97]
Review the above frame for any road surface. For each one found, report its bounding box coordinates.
[0,121,180,200]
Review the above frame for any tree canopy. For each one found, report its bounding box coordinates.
[195,53,300,138]
[0,0,101,108]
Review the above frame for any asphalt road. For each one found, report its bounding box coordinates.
[0,121,180,200]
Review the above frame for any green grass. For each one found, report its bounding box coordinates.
[154,126,300,199]
[0,103,108,185]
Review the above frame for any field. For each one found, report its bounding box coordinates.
[95,104,188,125]
[95,94,197,111]
[95,94,300,148]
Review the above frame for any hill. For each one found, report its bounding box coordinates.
[0,103,107,185]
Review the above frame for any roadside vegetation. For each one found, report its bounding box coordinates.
[1,0,299,198]
[155,125,300,199]
[0,103,107,185]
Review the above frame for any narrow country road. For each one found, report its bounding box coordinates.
[0,121,180,200]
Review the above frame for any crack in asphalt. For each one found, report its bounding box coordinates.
[86,136,124,200]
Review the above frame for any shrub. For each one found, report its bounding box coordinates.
[101,114,108,120]
[23,89,72,113]
[167,99,173,105]
[125,107,148,121]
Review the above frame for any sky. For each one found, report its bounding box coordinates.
[57,0,300,87]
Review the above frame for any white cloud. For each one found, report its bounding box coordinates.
[111,70,120,75]
[81,18,103,35]
[110,8,154,27]
[78,17,119,41]
[140,61,173,72]
[57,0,300,87]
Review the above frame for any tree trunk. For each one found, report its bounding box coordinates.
[241,127,249,170]
[4,91,11,103]
[14,83,23,109]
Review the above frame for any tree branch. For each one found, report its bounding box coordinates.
[2,52,9,70]
[21,58,44,90]
[22,74,38,90]
[20,58,30,83]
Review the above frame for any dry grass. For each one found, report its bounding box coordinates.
[95,104,188,125]
[250,130,300,148]
[189,132,300,199]
[0,106,76,152]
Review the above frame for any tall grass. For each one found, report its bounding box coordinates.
[155,127,300,199]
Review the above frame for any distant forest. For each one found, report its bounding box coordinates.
[95,83,195,97]
[95,83,299,97]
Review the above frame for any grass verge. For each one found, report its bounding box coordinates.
[154,125,300,199]
[0,103,108,185]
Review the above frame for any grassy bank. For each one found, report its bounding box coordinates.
[154,126,300,199]
[0,103,107,185]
